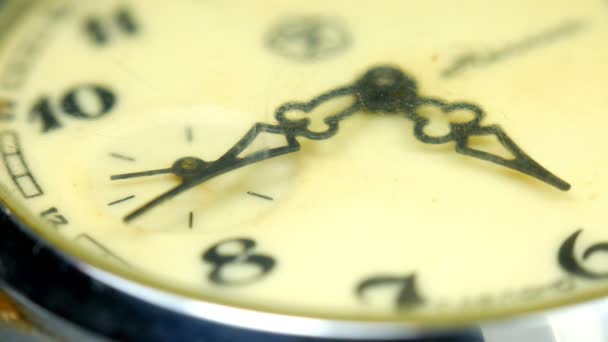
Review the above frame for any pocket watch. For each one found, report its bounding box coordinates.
[1,0,608,341]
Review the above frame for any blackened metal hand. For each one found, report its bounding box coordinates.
[120,86,362,223]
[117,65,570,223]
[352,66,570,190]
[110,157,207,181]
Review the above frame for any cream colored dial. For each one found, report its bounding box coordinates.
[1,0,608,326]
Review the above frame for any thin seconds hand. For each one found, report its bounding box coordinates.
[124,181,197,222]
[110,168,173,180]
[110,157,206,181]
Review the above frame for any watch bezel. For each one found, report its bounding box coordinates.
[2,201,608,342]
[0,204,484,341]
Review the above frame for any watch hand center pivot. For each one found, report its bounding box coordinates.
[172,156,208,178]
[354,66,418,113]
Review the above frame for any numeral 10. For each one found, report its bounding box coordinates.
[28,85,117,133]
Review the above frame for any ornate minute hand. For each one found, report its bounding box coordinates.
[353,66,570,191]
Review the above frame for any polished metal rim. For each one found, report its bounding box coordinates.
[0,205,474,341]
[2,204,608,342]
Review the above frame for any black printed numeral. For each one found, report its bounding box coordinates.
[84,8,138,46]
[558,229,608,279]
[202,238,276,286]
[40,207,68,228]
[29,85,117,133]
[356,272,425,311]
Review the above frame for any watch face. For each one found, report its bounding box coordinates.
[0,0,606,332]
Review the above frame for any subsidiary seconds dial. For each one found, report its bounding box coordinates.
[89,106,296,232]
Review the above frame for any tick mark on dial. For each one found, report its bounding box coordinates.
[0,131,44,198]
[247,191,274,201]
[110,152,135,162]
[76,233,129,265]
[186,126,193,143]
[108,195,135,206]
[189,211,194,229]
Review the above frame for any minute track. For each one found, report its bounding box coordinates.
[114,65,570,223]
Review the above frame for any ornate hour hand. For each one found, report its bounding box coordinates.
[116,88,360,222]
